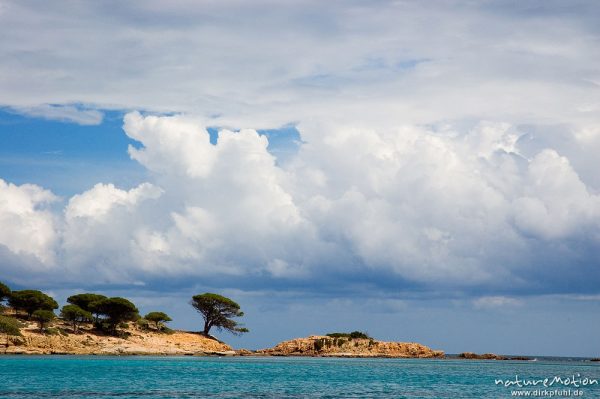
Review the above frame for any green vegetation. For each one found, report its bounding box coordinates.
[60,304,93,332]
[32,309,55,333]
[66,293,141,335]
[93,297,139,334]
[9,290,59,318]
[144,311,172,331]
[326,331,372,340]
[45,327,60,335]
[67,293,107,321]
[0,281,10,302]
[0,315,22,336]
[314,338,325,351]
[1,283,251,342]
[191,293,249,336]
[0,281,10,314]
[137,318,150,330]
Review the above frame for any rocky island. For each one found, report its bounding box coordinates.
[0,283,443,358]
[256,333,444,358]
[456,352,531,361]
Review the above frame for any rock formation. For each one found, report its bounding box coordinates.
[457,352,531,361]
[256,335,444,358]
[1,319,232,355]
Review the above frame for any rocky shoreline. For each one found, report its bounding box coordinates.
[2,320,445,358]
[4,322,592,361]
[1,319,234,356]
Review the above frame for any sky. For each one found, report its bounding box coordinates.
[1,0,599,356]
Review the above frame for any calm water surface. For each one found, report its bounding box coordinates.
[0,356,599,398]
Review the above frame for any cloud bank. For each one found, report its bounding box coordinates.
[1,1,600,129]
[1,112,599,298]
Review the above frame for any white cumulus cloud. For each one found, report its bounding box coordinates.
[0,179,58,264]
[2,113,600,296]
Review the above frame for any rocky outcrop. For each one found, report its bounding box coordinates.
[457,352,531,361]
[1,320,231,355]
[458,352,507,360]
[255,335,444,358]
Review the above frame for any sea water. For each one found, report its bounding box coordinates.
[0,356,599,398]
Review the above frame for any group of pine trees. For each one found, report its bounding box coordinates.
[0,280,171,336]
[0,280,248,339]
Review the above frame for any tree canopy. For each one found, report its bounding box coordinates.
[0,281,10,314]
[190,293,248,336]
[32,309,55,332]
[67,293,108,323]
[60,304,92,332]
[94,297,139,334]
[144,311,172,331]
[67,293,107,312]
[8,290,59,318]
[0,281,10,302]
[326,331,372,340]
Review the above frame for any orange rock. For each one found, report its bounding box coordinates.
[256,335,444,358]
[3,320,231,355]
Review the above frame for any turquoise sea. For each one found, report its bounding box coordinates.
[1,356,599,398]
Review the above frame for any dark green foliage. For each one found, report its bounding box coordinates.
[190,293,248,336]
[60,304,93,332]
[326,332,350,338]
[67,293,107,320]
[32,309,55,332]
[137,318,150,330]
[45,327,67,336]
[350,331,371,339]
[326,331,372,340]
[0,315,21,336]
[314,338,325,351]
[0,281,10,303]
[144,311,172,331]
[9,290,59,318]
[93,297,138,334]
[161,326,174,334]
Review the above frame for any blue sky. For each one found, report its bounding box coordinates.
[1,1,600,356]
[0,109,146,197]
[0,108,300,197]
